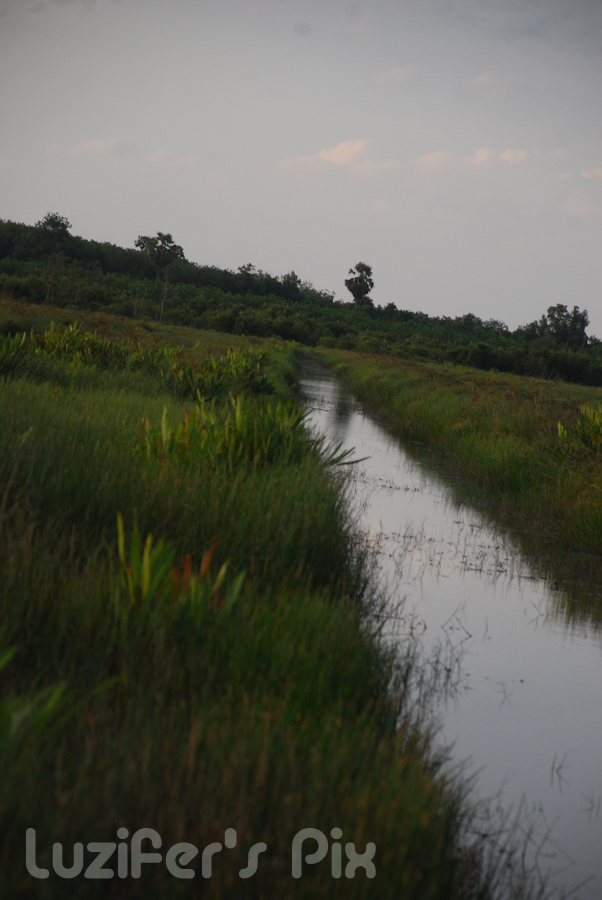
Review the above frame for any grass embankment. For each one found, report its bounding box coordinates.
[313,348,602,620]
[0,302,537,899]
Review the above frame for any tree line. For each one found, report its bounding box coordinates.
[0,214,334,306]
[0,214,600,385]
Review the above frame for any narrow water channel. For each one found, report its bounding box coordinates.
[299,360,602,900]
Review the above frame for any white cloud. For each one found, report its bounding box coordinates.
[293,22,312,36]
[412,146,540,174]
[417,147,526,171]
[148,148,170,164]
[77,137,131,156]
[416,151,455,171]
[459,70,515,101]
[174,153,209,168]
[500,149,528,164]
[467,147,495,165]
[470,71,506,96]
[581,167,602,179]
[353,158,401,175]
[48,136,133,156]
[317,139,371,165]
[147,147,219,166]
[377,66,411,86]
[564,189,602,222]
[146,148,222,176]
[166,152,208,169]
[279,139,373,171]
[370,197,392,216]
[277,155,314,170]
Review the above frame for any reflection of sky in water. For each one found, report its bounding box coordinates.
[301,363,602,900]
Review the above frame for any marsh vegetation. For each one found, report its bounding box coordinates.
[300,360,602,900]
[312,348,602,623]
[0,304,549,898]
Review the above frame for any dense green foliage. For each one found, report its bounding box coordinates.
[1,215,601,386]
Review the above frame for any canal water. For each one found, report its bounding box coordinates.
[299,360,602,900]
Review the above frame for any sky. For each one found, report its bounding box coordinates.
[1,0,601,334]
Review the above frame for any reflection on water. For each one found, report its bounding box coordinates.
[300,361,602,900]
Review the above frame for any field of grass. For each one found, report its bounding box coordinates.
[313,348,602,623]
[0,300,548,899]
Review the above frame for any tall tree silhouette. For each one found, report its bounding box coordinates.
[135,232,185,321]
[345,262,374,309]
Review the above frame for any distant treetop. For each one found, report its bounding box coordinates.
[134,232,185,276]
[35,212,72,236]
[345,262,374,309]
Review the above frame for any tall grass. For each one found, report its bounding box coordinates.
[0,332,27,380]
[558,402,602,457]
[0,301,546,899]
[1,318,277,401]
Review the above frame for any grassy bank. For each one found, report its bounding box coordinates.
[312,348,602,622]
[0,301,545,899]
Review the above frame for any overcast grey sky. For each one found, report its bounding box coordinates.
[1,0,601,333]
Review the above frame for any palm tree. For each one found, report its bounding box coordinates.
[345,262,374,309]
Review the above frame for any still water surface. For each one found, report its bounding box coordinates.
[300,361,602,900]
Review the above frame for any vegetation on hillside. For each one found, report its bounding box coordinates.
[1,214,601,386]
